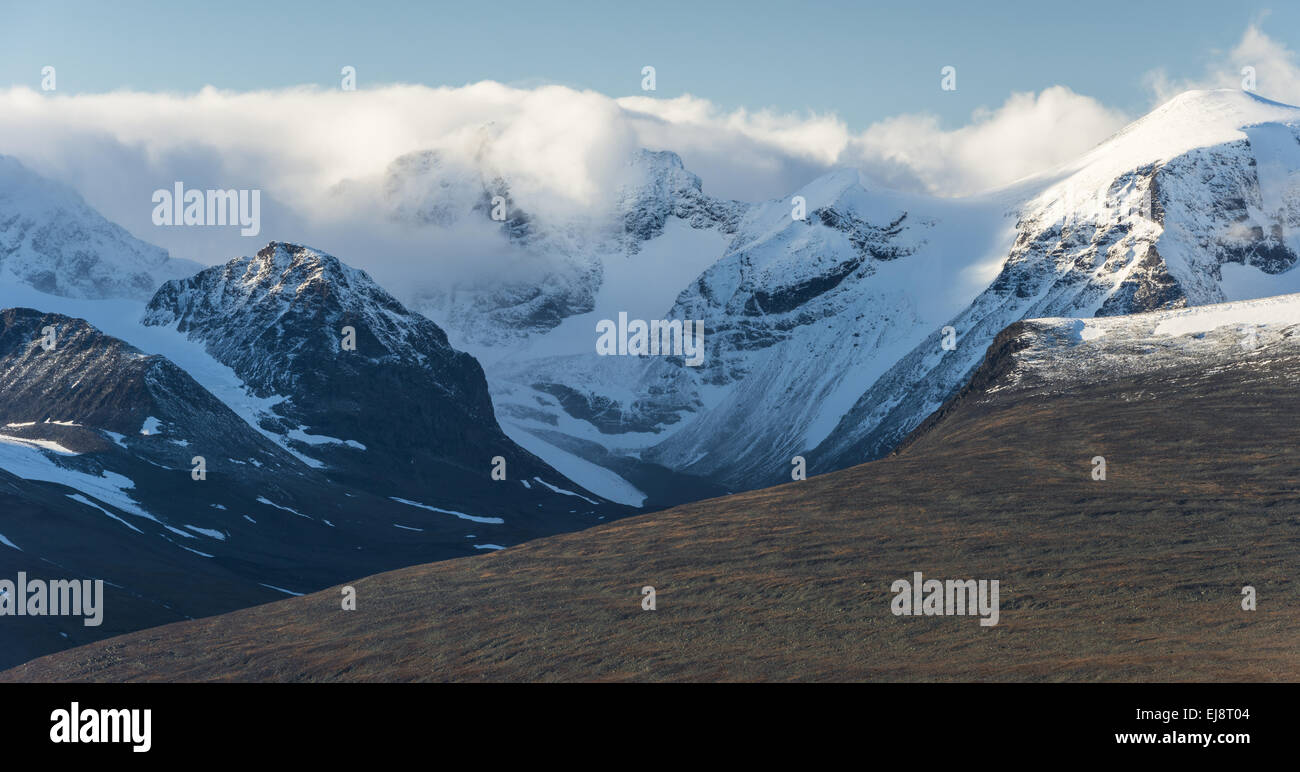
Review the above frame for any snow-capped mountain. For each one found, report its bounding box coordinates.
[141,241,612,516]
[0,306,604,669]
[470,89,1300,493]
[810,88,1300,476]
[0,155,198,300]
[0,160,640,667]
[4,86,1300,671]
[400,148,747,351]
[367,147,748,504]
[617,149,747,250]
[486,168,1011,495]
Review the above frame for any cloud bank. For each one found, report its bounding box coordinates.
[0,25,1290,300]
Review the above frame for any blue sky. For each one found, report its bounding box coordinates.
[0,0,1293,129]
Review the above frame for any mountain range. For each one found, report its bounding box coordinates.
[2,88,1299,672]
[423,89,1300,498]
[8,289,1296,681]
[0,169,625,668]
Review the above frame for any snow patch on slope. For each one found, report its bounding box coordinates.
[388,497,505,524]
[0,435,156,521]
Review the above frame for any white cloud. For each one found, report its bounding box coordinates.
[844,86,1130,195]
[618,87,1129,197]
[1145,24,1300,106]
[0,78,1133,298]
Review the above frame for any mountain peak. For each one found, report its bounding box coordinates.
[793,167,867,209]
[618,148,744,245]
[251,241,344,278]
[631,148,686,170]
[0,154,198,300]
[622,148,702,201]
[1060,88,1300,186]
[142,243,611,515]
[627,148,694,185]
[146,242,432,372]
[234,241,395,314]
[1162,87,1298,111]
[1133,88,1300,138]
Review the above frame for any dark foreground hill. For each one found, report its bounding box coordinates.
[0,307,622,670]
[5,297,1299,681]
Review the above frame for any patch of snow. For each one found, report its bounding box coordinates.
[0,437,159,522]
[0,434,78,455]
[286,426,367,450]
[66,493,142,534]
[532,477,599,505]
[163,524,196,539]
[500,424,643,506]
[1152,294,1300,338]
[1079,325,1108,342]
[184,525,226,540]
[256,496,311,519]
[388,497,505,524]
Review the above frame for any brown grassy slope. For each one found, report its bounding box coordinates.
[4,323,1299,682]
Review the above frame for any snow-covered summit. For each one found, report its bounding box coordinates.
[0,155,198,300]
[410,147,747,350]
[617,149,746,247]
[1054,89,1300,188]
[143,241,470,399]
